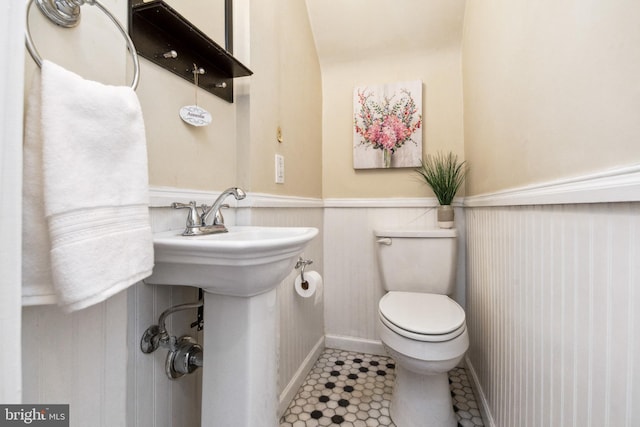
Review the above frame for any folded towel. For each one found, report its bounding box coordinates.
[23,60,154,311]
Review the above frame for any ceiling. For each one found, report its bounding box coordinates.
[304,0,467,66]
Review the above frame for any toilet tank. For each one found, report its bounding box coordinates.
[374,228,457,294]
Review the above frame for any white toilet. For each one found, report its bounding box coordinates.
[374,228,469,427]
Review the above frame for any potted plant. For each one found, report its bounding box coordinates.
[415,152,467,228]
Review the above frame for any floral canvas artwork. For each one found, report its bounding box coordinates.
[353,80,422,169]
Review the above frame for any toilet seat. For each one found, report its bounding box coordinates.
[379,292,466,343]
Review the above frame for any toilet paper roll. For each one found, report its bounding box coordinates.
[294,270,323,304]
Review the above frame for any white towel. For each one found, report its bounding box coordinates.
[23,60,154,311]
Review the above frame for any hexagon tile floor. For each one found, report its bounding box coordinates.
[280,348,484,427]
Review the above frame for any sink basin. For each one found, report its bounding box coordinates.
[146,226,319,296]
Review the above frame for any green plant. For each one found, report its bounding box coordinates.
[415,152,467,205]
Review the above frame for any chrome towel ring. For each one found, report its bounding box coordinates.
[25,0,141,90]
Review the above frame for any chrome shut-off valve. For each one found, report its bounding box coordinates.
[166,336,203,379]
[140,297,204,379]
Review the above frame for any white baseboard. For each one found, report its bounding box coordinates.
[464,355,496,427]
[324,334,387,356]
[278,336,325,418]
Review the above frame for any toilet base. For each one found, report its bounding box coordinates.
[390,364,457,427]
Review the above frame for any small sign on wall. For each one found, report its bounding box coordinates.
[353,80,422,169]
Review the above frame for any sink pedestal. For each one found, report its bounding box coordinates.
[201,290,278,427]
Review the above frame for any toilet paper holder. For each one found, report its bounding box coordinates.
[295,257,313,289]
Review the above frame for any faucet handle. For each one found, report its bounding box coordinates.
[171,201,202,227]
[171,201,196,208]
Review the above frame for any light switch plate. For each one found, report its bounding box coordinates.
[275,154,285,184]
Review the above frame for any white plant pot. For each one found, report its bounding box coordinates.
[437,205,454,229]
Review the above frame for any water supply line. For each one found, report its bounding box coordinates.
[140,294,204,379]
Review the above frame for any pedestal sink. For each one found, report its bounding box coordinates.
[146,226,318,427]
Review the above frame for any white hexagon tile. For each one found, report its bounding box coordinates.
[280,348,484,427]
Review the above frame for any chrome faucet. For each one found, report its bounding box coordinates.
[202,187,246,226]
[172,187,247,236]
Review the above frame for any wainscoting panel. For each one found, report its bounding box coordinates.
[22,292,128,426]
[466,203,640,427]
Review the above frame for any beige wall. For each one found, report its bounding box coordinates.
[245,0,323,198]
[25,0,127,87]
[24,0,324,220]
[25,0,239,193]
[321,49,465,198]
[306,0,467,199]
[141,0,323,197]
[28,1,640,214]
[136,1,238,192]
[462,0,640,196]
[140,63,239,190]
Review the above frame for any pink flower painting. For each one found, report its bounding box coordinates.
[353,80,422,169]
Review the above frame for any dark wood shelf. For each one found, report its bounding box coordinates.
[130,0,252,103]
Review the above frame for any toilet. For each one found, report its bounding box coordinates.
[374,228,469,427]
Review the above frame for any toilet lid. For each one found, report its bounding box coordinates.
[379,292,465,336]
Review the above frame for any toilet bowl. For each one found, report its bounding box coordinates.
[377,292,469,427]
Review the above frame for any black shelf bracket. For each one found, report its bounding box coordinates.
[129,0,252,103]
